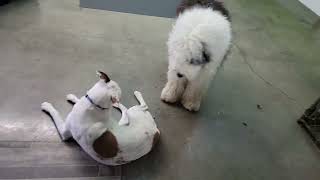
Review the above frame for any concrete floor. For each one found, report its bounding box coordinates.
[0,0,320,179]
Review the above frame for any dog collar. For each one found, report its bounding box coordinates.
[85,94,108,110]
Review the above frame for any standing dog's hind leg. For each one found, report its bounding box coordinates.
[41,102,72,141]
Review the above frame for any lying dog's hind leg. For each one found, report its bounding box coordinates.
[41,102,72,141]
[66,94,80,105]
[134,91,148,110]
[116,103,129,126]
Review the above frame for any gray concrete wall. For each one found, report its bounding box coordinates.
[299,0,320,15]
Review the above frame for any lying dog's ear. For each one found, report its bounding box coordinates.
[96,71,110,83]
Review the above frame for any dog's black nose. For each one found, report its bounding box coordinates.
[177,73,183,78]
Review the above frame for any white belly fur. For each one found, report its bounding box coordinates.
[70,104,159,166]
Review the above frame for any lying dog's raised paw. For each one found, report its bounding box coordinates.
[66,94,78,104]
[41,102,53,112]
[134,91,142,97]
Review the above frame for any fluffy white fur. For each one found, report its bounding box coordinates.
[161,7,232,111]
[41,72,160,165]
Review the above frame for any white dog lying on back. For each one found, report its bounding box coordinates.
[161,0,232,111]
[41,71,160,165]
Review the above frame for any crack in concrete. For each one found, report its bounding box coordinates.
[234,44,304,110]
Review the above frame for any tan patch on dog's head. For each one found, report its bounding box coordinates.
[97,71,111,83]
[93,131,119,158]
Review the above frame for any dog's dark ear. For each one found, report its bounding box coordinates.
[96,71,110,83]
[202,50,210,63]
[190,43,211,65]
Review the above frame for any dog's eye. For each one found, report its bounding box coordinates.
[190,58,201,65]
[177,73,183,78]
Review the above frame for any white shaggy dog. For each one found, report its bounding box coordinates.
[161,0,232,111]
[41,71,160,165]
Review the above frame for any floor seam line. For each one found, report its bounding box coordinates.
[234,43,304,110]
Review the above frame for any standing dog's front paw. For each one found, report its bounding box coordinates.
[161,85,179,103]
[181,96,201,112]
